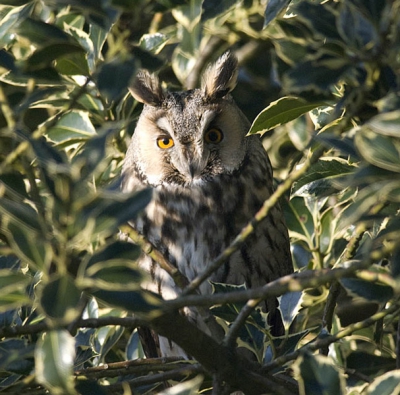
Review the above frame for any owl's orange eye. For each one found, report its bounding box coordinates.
[204,128,223,144]
[157,137,174,149]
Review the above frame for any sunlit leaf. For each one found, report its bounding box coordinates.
[0,3,33,46]
[264,0,291,27]
[278,291,303,331]
[248,97,325,135]
[45,110,96,145]
[39,276,82,321]
[202,0,237,21]
[292,159,356,197]
[340,278,393,303]
[139,33,169,54]
[96,323,125,363]
[83,261,144,291]
[35,330,76,394]
[92,289,162,315]
[367,369,400,394]
[295,352,346,395]
[26,43,85,70]
[355,126,400,173]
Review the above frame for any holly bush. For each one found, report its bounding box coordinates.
[0,0,400,394]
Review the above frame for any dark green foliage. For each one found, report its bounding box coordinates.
[0,0,400,394]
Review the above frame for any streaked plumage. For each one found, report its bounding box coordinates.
[122,52,293,356]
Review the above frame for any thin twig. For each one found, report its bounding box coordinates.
[105,365,204,393]
[223,297,261,348]
[119,224,190,289]
[170,253,395,311]
[0,316,144,338]
[76,358,194,379]
[182,145,327,297]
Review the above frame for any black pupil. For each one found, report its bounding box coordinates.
[208,130,219,142]
[162,138,170,145]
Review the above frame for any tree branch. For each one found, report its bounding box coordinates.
[0,316,144,338]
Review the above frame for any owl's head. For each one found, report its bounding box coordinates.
[126,52,250,188]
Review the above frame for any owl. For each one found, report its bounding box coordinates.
[121,52,293,356]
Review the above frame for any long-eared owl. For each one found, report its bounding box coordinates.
[121,52,293,356]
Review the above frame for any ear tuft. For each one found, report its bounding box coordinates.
[202,52,238,100]
[129,71,164,106]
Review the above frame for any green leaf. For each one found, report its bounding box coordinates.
[367,370,400,395]
[26,43,86,70]
[278,291,303,331]
[201,0,237,21]
[16,17,75,46]
[39,276,82,321]
[92,289,162,314]
[264,0,291,27]
[292,159,356,197]
[295,352,346,395]
[0,3,33,46]
[355,127,400,173]
[89,23,108,60]
[0,270,31,312]
[366,110,400,137]
[96,57,138,102]
[139,33,169,54]
[83,261,144,291]
[45,110,96,145]
[337,2,378,51]
[96,322,125,363]
[79,189,152,235]
[0,339,35,374]
[0,198,42,232]
[55,52,90,76]
[0,172,29,200]
[340,278,393,303]
[248,97,325,135]
[3,222,51,270]
[284,57,351,93]
[282,197,314,244]
[295,1,342,41]
[35,330,76,394]
[125,329,145,360]
[0,269,30,293]
[86,241,141,268]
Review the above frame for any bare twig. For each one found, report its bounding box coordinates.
[76,357,194,379]
[223,297,261,348]
[119,224,190,289]
[105,365,204,394]
[0,316,144,338]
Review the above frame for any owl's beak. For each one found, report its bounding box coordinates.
[180,147,208,181]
